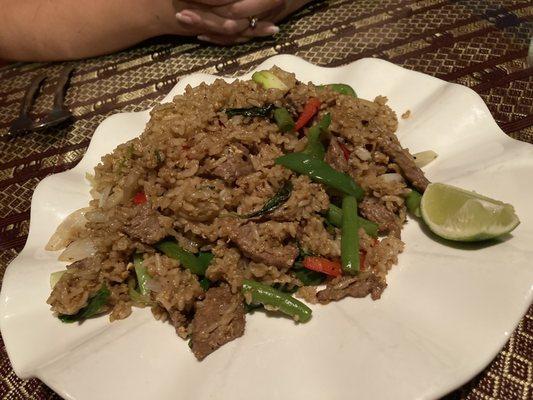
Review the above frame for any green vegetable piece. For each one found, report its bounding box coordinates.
[199,277,212,291]
[252,71,288,91]
[156,240,213,276]
[302,113,332,160]
[242,279,312,323]
[275,153,364,200]
[293,267,326,286]
[341,196,360,275]
[58,285,110,323]
[225,104,275,118]
[273,108,295,132]
[133,254,151,297]
[155,149,164,165]
[240,181,293,218]
[327,84,357,97]
[197,252,215,270]
[406,189,422,217]
[326,204,378,237]
[128,278,154,306]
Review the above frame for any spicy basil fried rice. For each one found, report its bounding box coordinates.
[46,67,428,360]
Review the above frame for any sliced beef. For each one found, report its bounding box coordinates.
[378,137,429,193]
[211,144,254,183]
[359,196,401,238]
[325,138,349,173]
[230,222,298,269]
[190,284,245,360]
[317,273,386,304]
[123,204,172,244]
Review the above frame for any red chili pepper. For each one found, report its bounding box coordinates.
[133,191,147,205]
[338,141,351,161]
[303,256,342,277]
[294,97,321,131]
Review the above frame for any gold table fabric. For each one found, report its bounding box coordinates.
[0,1,531,399]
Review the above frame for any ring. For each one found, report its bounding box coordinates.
[248,16,259,29]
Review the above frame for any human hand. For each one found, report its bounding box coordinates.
[173,0,284,45]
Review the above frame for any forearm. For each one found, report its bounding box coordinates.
[0,0,181,61]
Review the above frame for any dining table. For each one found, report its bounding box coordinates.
[0,0,531,399]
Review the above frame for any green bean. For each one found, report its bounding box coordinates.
[341,196,360,275]
[274,108,295,132]
[275,153,364,200]
[58,285,110,323]
[326,204,378,237]
[302,113,331,160]
[133,254,151,296]
[156,240,213,276]
[242,279,312,323]
[406,190,422,217]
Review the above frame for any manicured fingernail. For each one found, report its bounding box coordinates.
[176,12,194,25]
[266,25,280,35]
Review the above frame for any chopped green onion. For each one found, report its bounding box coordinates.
[252,71,288,91]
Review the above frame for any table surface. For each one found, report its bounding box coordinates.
[0,1,532,399]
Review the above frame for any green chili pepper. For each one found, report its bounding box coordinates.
[239,181,293,218]
[275,153,364,200]
[319,84,357,97]
[406,190,422,217]
[242,279,312,323]
[326,204,378,237]
[156,240,214,276]
[341,196,360,275]
[58,285,110,323]
[302,113,332,160]
[274,108,295,132]
[225,104,275,118]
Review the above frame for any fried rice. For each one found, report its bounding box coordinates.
[46,66,428,360]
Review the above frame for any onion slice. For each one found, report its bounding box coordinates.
[45,207,93,251]
[58,238,96,262]
[413,150,438,168]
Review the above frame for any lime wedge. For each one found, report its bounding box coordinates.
[420,183,520,241]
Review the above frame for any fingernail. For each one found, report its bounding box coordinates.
[266,25,280,35]
[235,37,249,44]
[197,35,211,42]
[176,12,194,25]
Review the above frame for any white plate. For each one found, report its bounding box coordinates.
[1,55,532,400]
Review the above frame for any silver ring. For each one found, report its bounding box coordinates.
[249,16,258,29]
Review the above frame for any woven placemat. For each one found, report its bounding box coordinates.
[1,1,531,399]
